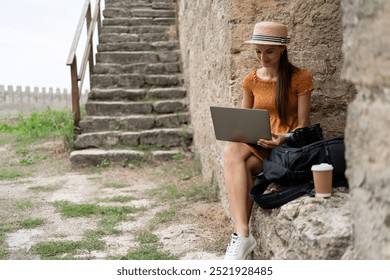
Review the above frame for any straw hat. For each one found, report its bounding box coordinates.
[245,21,290,45]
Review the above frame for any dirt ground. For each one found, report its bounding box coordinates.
[0,138,232,260]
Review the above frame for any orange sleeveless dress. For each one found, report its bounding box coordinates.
[242,68,314,160]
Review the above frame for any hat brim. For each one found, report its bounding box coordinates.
[244,40,288,45]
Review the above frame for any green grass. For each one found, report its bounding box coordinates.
[0,108,76,150]
[147,182,218,203]
[99,196,136,203]
[31,236,105,260]
[102,182,128,189]
[0,109,76,181]
[54,201,143,235]
[0,232,9,259]
[0,168,31,180]
[28,184,60,192]
[29,201,148,259]
[0,218,46,259]
[15,199,34,210]
[148,205,177,230]
[161,155,202,181]
[19,154,47,165]
[54,201,100,218]
[121,231,176,260]
[19,218,45,229]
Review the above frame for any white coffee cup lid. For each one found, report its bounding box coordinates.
[311,163,333,171]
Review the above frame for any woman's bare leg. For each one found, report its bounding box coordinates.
[223,143,263,236]
[245,155,263,218]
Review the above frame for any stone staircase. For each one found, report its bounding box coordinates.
[70,0,192,167]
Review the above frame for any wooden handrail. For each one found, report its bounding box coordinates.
[66,0,102,128]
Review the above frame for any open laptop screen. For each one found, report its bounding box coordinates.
[210,106,272,144]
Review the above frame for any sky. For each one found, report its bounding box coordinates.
[0,0,101,91]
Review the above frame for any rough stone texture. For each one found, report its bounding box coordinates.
[177,0,233,209]
[252,188,353,259]
[178,0,356,259]
[341,0,390,259]
[70,149,145,167]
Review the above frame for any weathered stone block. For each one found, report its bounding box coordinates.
[70,149,145,168]
[85,101,152,116]
[99,34,139,44]
[153,100,186,114]
[140,128,192,147]
[96,52,157,64]
[89,89,146,101]
[251,189,353,259]
[144,75,181,87]
[155,113,190,128]
[147,88,187,100]
[73,132,121,149]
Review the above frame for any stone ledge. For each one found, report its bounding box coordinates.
[251,187,354,259]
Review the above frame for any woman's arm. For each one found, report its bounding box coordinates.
[296,93,311,128]
[242,92,254,109]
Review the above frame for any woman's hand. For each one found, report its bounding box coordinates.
[257,133,285,149]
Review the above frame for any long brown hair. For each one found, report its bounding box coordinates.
[275,49,298,125]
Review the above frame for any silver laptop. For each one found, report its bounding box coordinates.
[210,106,272,144]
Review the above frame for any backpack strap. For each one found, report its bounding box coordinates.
[250,173,314,209]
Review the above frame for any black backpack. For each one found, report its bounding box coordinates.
[249,136,348,209]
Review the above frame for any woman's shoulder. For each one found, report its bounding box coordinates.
[242,69,258,87]
[291,66,314,95]
[243,69,258,80]
[292,67,313,81]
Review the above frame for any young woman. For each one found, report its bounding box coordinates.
[223,21,314,260]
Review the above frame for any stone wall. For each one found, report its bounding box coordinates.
[341,0,390,259]
[176,0,233,202]
[177,0,361,259]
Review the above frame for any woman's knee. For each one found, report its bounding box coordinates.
[223,142,248,163]
[245,155,263,175]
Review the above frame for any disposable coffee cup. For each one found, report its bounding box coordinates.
[311,163,333,198]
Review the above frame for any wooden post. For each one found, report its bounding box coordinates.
[86,2,94,78]
[70,57,80,128]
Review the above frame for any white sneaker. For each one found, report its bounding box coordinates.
[224,233,256,260]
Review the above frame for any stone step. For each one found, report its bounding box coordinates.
[90,73,182,88]
[88,87,187,101]
[104,2,174,11]
[97,41,179,52]
[103,17,175,27]
[99,32,172,43]
[95,51,157,64]
[103,8,175,19]
[70,148,188,168]
[105,0,174,6]
[105,0,151,9]
[95,51,180,64]
[71,0,191,168]
[97,42,152,52]
[100,25,170,35]
[73,128,192,150]
[90,74,144,88]
[99,33,139,44]
[79,113,190,133]
[93,62,181,75]
[85,99,188,116]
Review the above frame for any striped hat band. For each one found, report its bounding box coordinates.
[251,35,290,44]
